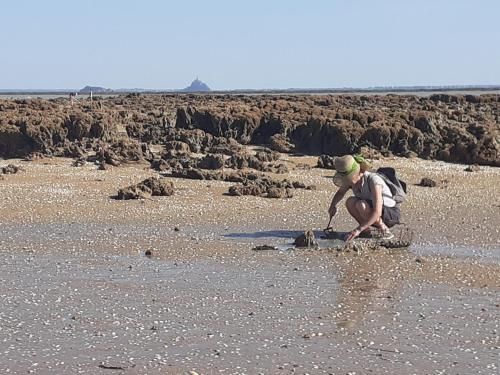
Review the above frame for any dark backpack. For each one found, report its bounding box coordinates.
[373,167,407,204]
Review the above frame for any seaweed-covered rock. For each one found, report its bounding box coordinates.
[226,172,311,199]
[170,167,224,180]
[266,187,293,199]
[117,177,174,200]
[317,154,335,169]
[268,134,293,153]
[264,163,289,174]
[228,184,265,197]
[197,154,225,170]
[294,230,318,248]
[1,93,499,166]
[226,153,264,170]
[1,164,22,174]
[418,177,437,187]
[164,141,191,154]
[464,164,480,172]
[100,139,143,166]
[255,149,280,163]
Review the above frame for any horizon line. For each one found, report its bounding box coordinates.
[1,84,500,93]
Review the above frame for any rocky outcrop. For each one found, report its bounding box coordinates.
[116,177,174,200]
[0,94,498,166]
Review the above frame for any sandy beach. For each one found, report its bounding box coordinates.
[1,153,499,374]
[2,0,499,372]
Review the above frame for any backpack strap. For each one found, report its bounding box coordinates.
[366,172,397,202]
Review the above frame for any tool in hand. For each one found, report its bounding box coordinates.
[323,212,336,234]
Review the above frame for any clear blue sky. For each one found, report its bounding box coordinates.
[1,0,499,90]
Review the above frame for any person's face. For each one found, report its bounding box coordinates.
[350,171,362,186]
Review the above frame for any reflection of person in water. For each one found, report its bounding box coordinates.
[334,252,401,329]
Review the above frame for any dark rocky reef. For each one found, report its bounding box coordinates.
[0,94,498,167]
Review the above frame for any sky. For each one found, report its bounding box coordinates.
[0,0,499,90]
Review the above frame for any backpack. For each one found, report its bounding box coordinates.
[373,167,407,204]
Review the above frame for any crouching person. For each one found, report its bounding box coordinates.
[328,155,401,241]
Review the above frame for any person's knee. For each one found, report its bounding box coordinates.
[345,197,357,209]
[354,199,370,212]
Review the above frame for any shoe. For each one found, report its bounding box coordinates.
[358,227,377,238]
[379,229,394,240]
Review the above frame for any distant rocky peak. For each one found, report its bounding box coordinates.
[79,85,113,94]
[183,78,211,92]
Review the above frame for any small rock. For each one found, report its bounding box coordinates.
[144,250,153,257]
[72,158,86,167]
[252,245,278,251]
[418,177,437,187]
[317,154,335,169]
[464,164,480,172]
[1,164,22,174]
[294,230,318,248]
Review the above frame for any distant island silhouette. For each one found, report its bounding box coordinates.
[1,82,499,95]
[79,86,113,94]
[182,78,211,92]
[73,79,211,94]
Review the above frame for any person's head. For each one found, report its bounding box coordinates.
[332,154,370,188]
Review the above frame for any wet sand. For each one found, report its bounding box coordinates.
[0,156,499,374]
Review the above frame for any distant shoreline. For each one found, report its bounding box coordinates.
[1,88,500,99]
[1,85,500,97]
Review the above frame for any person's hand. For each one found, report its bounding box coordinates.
[345,228,361,242]
[328,204,337,218]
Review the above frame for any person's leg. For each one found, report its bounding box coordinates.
[346,197,375,226]
[346,197,388,230]
[346,197,363,224]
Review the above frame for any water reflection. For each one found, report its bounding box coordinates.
[333,251,404,330]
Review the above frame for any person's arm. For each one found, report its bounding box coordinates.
[345,181,383,241]
[328,186,349,217]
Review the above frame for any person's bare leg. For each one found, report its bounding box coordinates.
[354,200,389,231]
[346,198,376,226]
[346,197,365,225]
[347,198,387,231]
[354,199,375,225]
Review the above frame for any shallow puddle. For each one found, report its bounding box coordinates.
[411,243,500,262]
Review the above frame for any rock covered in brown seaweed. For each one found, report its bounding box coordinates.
[294,230,318,248]
[116,177,174,200]
[418,177,437,187]
[0,164,22,174]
